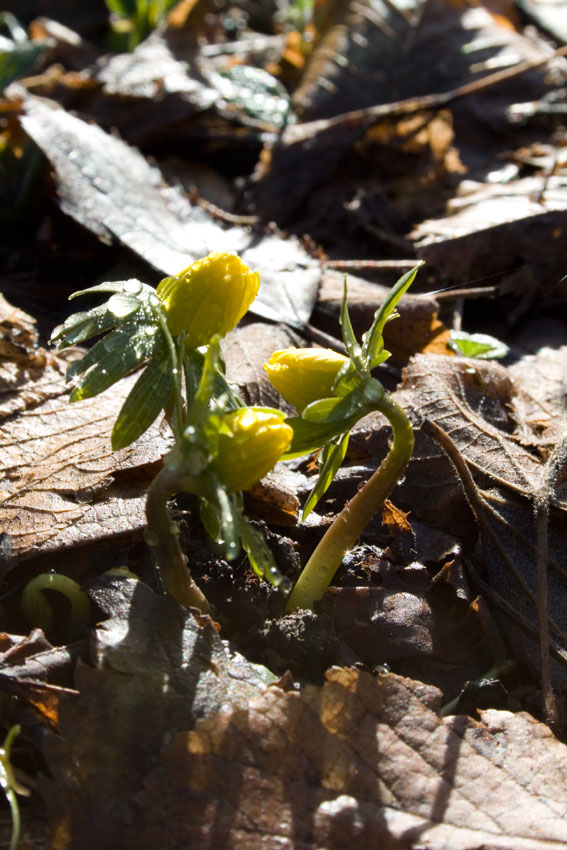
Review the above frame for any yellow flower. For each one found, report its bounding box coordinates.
[211,408,293,492]
[157,252,260,343]
[264,347,349,411]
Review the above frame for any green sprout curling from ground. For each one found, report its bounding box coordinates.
[265,262,422,611]
[48,252,421,617]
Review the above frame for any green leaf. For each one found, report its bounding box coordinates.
[212,65,293,130]
[69,324,164,401]
[0,13,47,90]
[68,279,150,300]
[239,512,289,591]
[361,262,423,367]
[447,331,510,360]
[51,304,122,348]
[301,396,343,423]
[183,347,243,412]
[302,430,350,521]
[185,337,223,427]
[214,486,240,561]
[111,351,173,450]
[302,381,373,424]
[283,414,359,458]
[52,280,157,348]
[339,276,362,362]
[199,498,221,542]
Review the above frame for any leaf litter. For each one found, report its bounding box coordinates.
[1,1,567,847]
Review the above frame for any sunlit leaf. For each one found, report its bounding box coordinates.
[302,383,371,424]
[362,263,422,367]
[52,280,157,348]
[302,430,350,520]
[448,330,510,360]
[239,513,289,591]
[111,351,173,450]
[283,413,360,458]
[69,324,164,401]
[339,277,361,362]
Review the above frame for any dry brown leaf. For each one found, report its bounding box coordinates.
[128,667,567,850]
[413,178,567,299]
[0,348,169,562]
[41,579,277,850]
[393,355,567,696]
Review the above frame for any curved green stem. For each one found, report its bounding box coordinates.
[286,394,414,612]
[21,573,90,637]
[145,464,210,613]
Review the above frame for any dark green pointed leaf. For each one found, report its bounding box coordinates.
[214,486,240,561]
[51,304,123,348]
[183,348,242,412]
[69,325,164,401]
[68,279,149,300]
[302,383,371,424]
[340,277,362,362]
[361,263,423,367]
[302,430,350,521]
[66,326,137,379]
[111,352,173,450]
[369,349,391,369]
[199,498,221,542]
[239,514,288,591]
[283,414,360,458]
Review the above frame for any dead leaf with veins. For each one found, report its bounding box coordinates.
[395,355,567,705]
[128,667,567,850]
[0,332,170,562]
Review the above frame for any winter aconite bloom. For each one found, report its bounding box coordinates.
[211,408,293,492]
[264,347,349,412]
[156,252,260,343]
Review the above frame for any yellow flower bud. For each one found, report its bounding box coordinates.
[211,408,293,492]
[264,347,349,411]
[157,252,260,343]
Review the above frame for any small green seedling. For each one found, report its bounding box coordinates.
[447,330,509,359]
[49,252,293,613]
[265,263,423,611]
[21,573,90,639]
[104,0,180,52]
[0,724,29,850]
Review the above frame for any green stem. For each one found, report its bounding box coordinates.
[286,394,414,612]
[145,464,210,613]
[21,573,90,638]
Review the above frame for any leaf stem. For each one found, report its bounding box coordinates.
[145,465,210,613]
[286,394,414,611]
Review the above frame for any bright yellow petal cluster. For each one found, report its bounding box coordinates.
[157,252,260,344]
[211,408,293,492]
[264,347,349,411]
